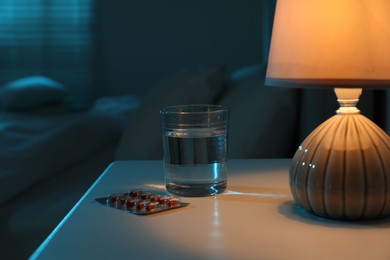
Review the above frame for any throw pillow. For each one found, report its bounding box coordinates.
[0,76,66,111]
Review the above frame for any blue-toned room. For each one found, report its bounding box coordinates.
[1,0,390,259]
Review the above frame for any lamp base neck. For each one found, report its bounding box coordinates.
[334,88,362,114]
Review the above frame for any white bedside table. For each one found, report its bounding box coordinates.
[31,159,390,260]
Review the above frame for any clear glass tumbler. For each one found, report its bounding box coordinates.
[160,104,228,197]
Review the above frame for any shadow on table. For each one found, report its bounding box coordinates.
[278,200,390,228]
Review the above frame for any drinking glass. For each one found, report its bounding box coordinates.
[160,104,228,197]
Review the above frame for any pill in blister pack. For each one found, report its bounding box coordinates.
[95,189,189,215]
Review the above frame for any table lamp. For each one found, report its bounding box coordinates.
[265,0,390,220]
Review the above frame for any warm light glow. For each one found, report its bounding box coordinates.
[266,0,390,88]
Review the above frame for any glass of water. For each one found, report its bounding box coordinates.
[160,104,228,197]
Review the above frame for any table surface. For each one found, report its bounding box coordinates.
[31,159,390,260]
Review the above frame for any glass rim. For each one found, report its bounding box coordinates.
[160,104,228,115]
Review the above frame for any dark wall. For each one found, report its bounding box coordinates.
[95,0,272,97]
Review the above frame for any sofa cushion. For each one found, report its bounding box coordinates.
[218,64,299,158]
[115,65,226,160]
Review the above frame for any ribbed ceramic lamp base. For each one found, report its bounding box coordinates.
[290,113,390,220]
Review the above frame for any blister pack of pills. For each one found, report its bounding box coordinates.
[95,188,189,215]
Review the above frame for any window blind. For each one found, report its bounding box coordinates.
[0,0,94,108]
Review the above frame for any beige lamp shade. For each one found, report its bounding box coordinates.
[266,0,390,88]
